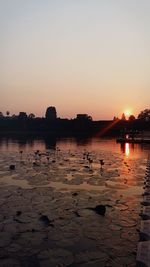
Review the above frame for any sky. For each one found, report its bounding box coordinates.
[0,0,150,120]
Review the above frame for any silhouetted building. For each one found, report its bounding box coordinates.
[45,106,57,121]
[121,113,126,120]
[76,114,92,121]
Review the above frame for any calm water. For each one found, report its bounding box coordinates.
[0,137,149,266]
[0,136,150,159]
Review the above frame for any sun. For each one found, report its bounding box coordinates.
[124,109,132,119]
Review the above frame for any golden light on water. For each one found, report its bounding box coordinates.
[125,143,130,157]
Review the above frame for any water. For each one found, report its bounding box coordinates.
[0,136,149,266]
[0,136,149,193]
[0,136,149,158]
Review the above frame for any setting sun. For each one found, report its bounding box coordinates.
[124,109,132,119]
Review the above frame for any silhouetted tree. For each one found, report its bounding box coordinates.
[45,107,57,121]
[129,115,136,121]
[138,109,150,121]
[6,111,10,116]
[28,113,35,119]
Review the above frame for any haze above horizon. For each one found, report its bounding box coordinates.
[0,0,150,119]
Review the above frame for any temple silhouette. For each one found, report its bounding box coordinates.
[0,106,150,137]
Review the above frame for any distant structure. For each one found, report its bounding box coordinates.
[76,114,92,121]
[121,113,126,120]
[18,112,27,120]
[45,106,57,121]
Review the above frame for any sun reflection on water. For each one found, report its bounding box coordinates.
[125,143,130,157]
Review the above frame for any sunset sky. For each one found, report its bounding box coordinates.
[0,0,150,120]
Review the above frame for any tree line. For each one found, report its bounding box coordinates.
[0,108,150,121]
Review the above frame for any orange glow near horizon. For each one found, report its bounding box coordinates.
[124,109,132,120]
[1,1,150,119]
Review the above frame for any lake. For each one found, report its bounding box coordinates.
[0,136,149,266]
[0,136,150,157]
